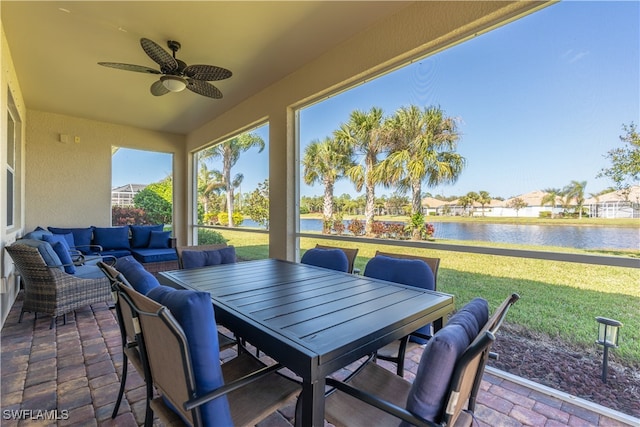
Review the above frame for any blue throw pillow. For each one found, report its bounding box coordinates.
[51,242,76,274]
[146,285,232,425]
[23,227,53,241]
[48,227,93,253]
[148,230,170,249]
[43,232,75,250]
[93,226,130,250]
[301,248,349,272]
[402,324,471,425]
[130,224,164,248]
[116,256,159,295]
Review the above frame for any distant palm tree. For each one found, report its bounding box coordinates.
[199,133,265,227]
[477,191,491,217]
[302,137,353,233]
[197,163,224,220]
[377,105,464,238]
[334,107,388,236]
[540,188,562,218]
[563,180,587,219]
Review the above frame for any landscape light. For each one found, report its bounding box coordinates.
[595,316,622,383]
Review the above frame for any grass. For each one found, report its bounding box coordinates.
[216,228,639,364]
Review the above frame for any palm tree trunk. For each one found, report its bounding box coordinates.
[224,157,233,227]
[323,180,334,234]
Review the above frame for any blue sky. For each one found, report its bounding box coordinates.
[113,1,639,200]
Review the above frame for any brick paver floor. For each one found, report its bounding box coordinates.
[1,294,638,426]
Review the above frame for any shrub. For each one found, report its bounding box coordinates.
[218,211,244,227]
[370,221,387,237]
[347,219,365,236]
[197,228,228,245]
[112,206,150,225]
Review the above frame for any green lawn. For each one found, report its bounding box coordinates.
[215,228,639,364]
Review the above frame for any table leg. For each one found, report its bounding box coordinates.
[299,378,326,427]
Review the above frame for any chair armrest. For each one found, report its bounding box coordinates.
[325,377,438,427]
[72,244,104,253]
[183,363,287,411]
[169,238,177,249]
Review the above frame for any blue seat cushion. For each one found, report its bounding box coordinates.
[100,249,133,258]
[131,248,178,264]
[301,248,349,272]
[73,264,106,279]
[447,298,489,342]
[146,285,232,426]
[48,227,94,254]
[130,224,164,248]
[148,230,171,249]
[402,324,470,425]
[181,247,236,270]
[93,226,130,250]
[116,256,160,295]
[365,255,435,343]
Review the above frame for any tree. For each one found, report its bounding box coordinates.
[302,137,353,233]
[245,179,270,230]
[506,197,528,217]
[477,191,491,216]
[133,176,173,225]
[458,192,478,217]
[334,107,389,236]
[597,123,640,195]
[197,163,225,223]
[563,180,587,219]
[199,132,265,227]
[377,105,464,239]
[540,188,562,218]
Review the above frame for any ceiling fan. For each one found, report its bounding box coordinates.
[98,38,232,99]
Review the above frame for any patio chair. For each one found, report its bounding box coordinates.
[315,244,360,274]
[323,293,519,427]
[365,252,440,376]
[118,283,301,427]
[5,243,113,329]
[301,247,349,272]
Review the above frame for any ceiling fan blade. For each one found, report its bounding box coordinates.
[187,79,223,99]
[140,38,178,73]
[184,64,232,81]
[98,62,161,74]
[150,80,170,96]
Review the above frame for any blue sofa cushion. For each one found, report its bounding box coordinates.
[100,249,133,258]
[301,248,349,272]
[131,248,178,264]
[402,324,470,425]
[93,226,130,250]
[43,234,76,274]
[130,224,164,248]
[23,227,53,241]
[146,285,232,425]
[48,227,93,253]
[148,230,171,249]
[364,255,435,343]
[116,256,159,295]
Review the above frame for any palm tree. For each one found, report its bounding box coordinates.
[563,180,587,219]
[540,188,562,218]
[477,191,491,216]
[196,163,225,222]
[302,137,353,233]
[334,107,388,236]
[199,133,265,227]
[377,105,464,239]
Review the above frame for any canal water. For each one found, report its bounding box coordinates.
[240,218,639,250]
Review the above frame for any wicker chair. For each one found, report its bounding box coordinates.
[5,243,112,329]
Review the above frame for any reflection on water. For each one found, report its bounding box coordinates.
[239,218,639,250]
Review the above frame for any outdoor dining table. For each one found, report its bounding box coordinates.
[158,258,455,426]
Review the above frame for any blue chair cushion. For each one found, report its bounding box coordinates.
[402,324,471,425]
[48,227,94,254]
[182,247,236,270]
[23,226,53,241]
[301,248,349,272]
[447,298,489,342]
[15,239,61,268]
[43,234,76,274]
[116,256,159,295]
[146,285,232,426]
[365,255,435,343]
[93,226,130,250]
[130,224,164,248]
[100,249,133,258]
[148,230,171,249]
[131,248,178,264]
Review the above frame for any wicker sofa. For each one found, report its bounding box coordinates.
[23,225,179,274]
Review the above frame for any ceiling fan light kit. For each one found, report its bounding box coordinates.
[98,38,231,99]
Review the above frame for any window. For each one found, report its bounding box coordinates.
[6,91,19,229]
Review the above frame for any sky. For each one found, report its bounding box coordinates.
[113,1,639,201]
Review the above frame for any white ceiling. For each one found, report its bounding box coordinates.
[1,1,410,134]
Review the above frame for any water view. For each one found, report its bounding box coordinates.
[240,219,639,250]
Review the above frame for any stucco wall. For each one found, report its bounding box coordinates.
[24,111,185,232]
